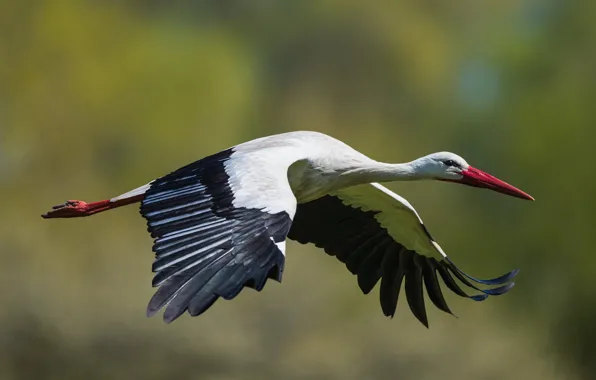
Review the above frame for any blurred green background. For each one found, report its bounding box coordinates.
[1,0,594,379]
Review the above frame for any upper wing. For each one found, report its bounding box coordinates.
[140,148,296,323]
[288,182,518,327]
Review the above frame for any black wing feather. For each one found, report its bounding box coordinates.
[379,246,405,317]
[404,253,428,327]
[288,194,517,327]
[357,240,391,294]
[141,149,293,323]
[421,258,453,315]
[345,231,387,274]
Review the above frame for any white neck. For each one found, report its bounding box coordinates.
[339,161,423,186]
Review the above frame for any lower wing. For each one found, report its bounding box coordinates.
[288,183,518,327]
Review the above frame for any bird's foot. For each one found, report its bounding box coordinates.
[41,200,109,219]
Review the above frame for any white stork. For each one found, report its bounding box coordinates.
[42,131,533,327]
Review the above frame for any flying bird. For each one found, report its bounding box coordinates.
[42,131,533,327]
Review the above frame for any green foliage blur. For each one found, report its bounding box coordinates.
[1,0,594,379]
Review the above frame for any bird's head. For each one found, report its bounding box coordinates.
[411,152,534,200]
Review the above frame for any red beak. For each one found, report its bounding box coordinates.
[458,166,534,201]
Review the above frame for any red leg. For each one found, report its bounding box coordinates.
[42,195,144,219]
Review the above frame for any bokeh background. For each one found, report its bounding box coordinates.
[1,0,594,379]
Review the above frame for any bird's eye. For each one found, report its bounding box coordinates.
[443,160,458,167]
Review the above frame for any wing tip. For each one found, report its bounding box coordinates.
[163,311,181,324]
[445,257,519,286]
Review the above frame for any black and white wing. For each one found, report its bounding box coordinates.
[288,183,518,327]
[140,148,297,323]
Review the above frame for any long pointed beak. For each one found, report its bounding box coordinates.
[460,166,534,200]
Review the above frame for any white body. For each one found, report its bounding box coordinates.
[115,131,467,258]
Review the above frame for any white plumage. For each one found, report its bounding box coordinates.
[43,131,533,327]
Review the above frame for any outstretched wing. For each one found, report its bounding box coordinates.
[140,148,296,323]
[288,183,517,327]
